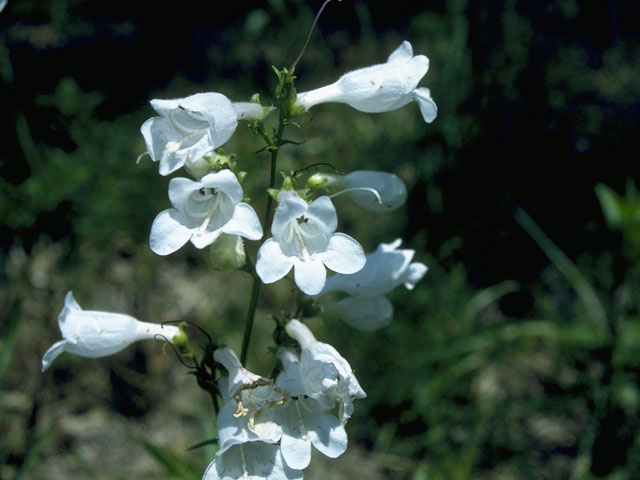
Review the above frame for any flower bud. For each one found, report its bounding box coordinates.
[306,173,331,189]
[184,156,212,179]
[209,234,247,270]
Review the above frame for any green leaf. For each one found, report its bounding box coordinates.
[595,183,624,229]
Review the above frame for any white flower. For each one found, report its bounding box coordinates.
[316,239,428,330]
[41,292,180,372]
[214,348,285,451]
[282,320,366,423]
[311,170,407,213]
[202,443,302,480]
[0,0,7,13]
[255,192,366,295]
[295,41,437,123]
[149,169,262,256]
[141,93,264,176]
[274,349,348,470]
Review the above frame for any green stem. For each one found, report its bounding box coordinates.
[210,390,219,415]
[240,121,287,366]
[240,270,262,365]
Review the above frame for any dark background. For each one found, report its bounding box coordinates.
[2,1,640,479]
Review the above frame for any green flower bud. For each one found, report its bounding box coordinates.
[209,234,247,270]
[307,173,331,189]
[185,156,213,179]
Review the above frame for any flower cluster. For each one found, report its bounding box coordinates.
[41,38,436,479]
[205,321,364,479]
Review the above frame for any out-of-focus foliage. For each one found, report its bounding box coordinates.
[1,0,639,479]
[596,181,640,261]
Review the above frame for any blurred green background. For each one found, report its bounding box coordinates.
[1,0,640,478]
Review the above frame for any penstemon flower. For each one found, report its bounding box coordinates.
[140,93,264,176]
[255,192,366,295]
[316,239,428,330]
[281,320,366,423]
[41,292,180,372]
[214,347,286,447]
[295,41,437,123]
[274,348,348,470]
[310,170,407,213]
[149,169,263,256]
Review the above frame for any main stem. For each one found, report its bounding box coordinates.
[239,121,286,366]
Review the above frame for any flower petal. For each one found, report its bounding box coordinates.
[321,233,366,275]
[278,400,313,470]
[306,196,338,233]
[293,257,326,295]
[140,117,189,175]
[41,339,70,372]
[168,177,200,210]
[402,262,429,290]
[149,209,193,255]
[200,169,243,205]
[309,412,348,459]
[281,433,311,471]
[178,92,238,147]
[386,40,413,63]
[256,238,294,284]
[190,228,221,249]
[271,194,308,238]
[222,202,263,240]
[413,87,438,123]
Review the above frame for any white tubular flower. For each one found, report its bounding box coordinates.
[255,192,365,295]
[214,348,285,451]
[141,93,261,176]
[282,320,366,423]
[274,349,348,470]
[149,169,262,256]
[312,170,407,213]
[315,239,428,330]
[41,292,179,372]
[295,41,437,123]
[202,443,302,480]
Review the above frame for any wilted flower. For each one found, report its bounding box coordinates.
[316,239,428,330]
[214,347,285,450]
[255,192,365,295]
[41,292,180,372]
[309,170,407,213]
[140,93,264,176]
[149,169,262,256]
[281,320,366,423]
[295,41,437,123]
